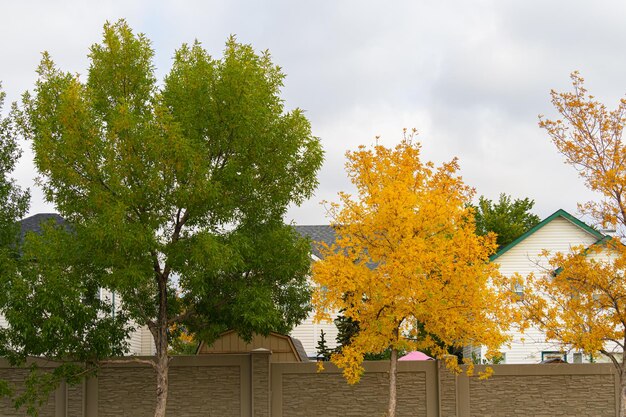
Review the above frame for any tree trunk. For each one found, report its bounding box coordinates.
[619,372,626,417]
[153,272,170,417]
[388,347,398,417]
[151,214,185,417]
[154,335,169,417]
[620,354,626,417]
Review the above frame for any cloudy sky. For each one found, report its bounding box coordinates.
[1,0,625,225]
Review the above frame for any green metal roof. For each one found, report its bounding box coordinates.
[489,209,606,261]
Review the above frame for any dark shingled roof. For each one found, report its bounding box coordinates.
[19,215,337,262]
[19,213,65,241]
[293,225,336,259]
[290,337,310,362]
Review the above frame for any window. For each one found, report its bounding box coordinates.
[573,352,583,363]
[514,283,524,300]
[541,351,567,363]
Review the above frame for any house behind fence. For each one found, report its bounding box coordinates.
[0,351,618,417]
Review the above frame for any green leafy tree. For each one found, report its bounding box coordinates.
[0,221,132,415]
[473,193,541,247]
[0,85,33,411]
[0,84,29,254]
[10,20,322,417]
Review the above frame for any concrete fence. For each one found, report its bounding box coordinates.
[0,352,619,416]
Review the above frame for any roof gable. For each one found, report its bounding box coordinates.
[490,209,605,261]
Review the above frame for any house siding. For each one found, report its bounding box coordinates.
[99,288,148,356]
[290,310,339,358]
[496,216,599,277]
[140,325,155,355]
[490,216,608,364]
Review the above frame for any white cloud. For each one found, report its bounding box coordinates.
[1,0,624,226]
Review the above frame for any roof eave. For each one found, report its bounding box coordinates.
[490,209,605,261]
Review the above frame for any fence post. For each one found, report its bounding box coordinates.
[83,375,98,417]
[456,371,470,417]
[614,370,620,417]
[438,359,457,417]
[250,348,271,417]
[54,379,67,417]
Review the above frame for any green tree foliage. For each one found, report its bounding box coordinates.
[0,85,29,252]
[473,193,540,248]
[0,221,131,416]
[334,312,359,351]
[8,20,323,417]
[0,83,29,339]
[0,84,34,413]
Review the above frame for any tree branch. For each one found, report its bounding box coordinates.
[100,357,157,369]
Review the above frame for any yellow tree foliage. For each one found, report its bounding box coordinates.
[168,323,197,355]
[312,134,510,417]
[535,72,626,416]
[540,71,626,230]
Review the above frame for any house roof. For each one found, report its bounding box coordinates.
[293,225,336,259]
[196,330,310,362]
[31,213,600,265]
[290,337,310,362]
[19,215,335,260]
[19,213,65,241]
[490,209,606,261]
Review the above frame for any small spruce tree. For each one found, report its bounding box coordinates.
[316,330,332,361]
[334,312,359,352]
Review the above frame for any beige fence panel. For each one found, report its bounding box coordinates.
[0,354,620,416]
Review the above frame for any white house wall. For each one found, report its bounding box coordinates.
[496,217,599,277]
[140,325,156,355]
[290,310,339,358]
[98,288,154,356]
[288,250,341,358]
[93,288,155,356]
[492,216,606,364]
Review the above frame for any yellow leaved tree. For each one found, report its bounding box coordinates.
[312,133,510,417]
[520,71,626,417]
